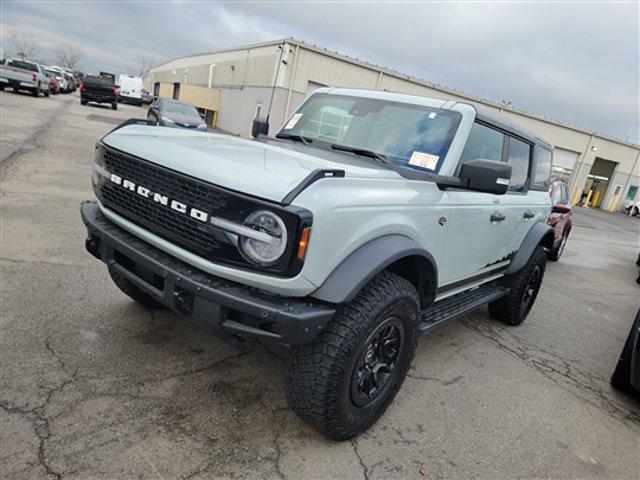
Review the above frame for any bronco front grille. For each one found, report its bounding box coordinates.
[95,143,307,276]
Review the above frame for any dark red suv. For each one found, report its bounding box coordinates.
[547,179,573,261]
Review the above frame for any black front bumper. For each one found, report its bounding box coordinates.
[81,201,334,346]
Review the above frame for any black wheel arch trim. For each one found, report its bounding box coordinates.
[505,222,554,275]
[310,234,437,304]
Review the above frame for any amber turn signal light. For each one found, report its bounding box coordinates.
[297,227,310,260]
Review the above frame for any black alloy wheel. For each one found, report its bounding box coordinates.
[351,317,404,407]
[521,264,542,317]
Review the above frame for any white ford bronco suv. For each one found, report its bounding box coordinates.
[81,88,555,439]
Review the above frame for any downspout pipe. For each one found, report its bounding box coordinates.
[284,45,300,120]
[208,64,217,89]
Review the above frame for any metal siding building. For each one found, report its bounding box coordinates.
[149,38,640,211]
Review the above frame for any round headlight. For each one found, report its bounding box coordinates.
[239,210,288,265]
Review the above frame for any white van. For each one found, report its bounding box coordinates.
[117,75,143,105]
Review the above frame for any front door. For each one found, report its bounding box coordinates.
[437,122,509,291]
[438,190,507,290]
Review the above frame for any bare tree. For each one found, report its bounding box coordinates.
[54,44,84,69]
[127,56,161,77]
[8,32,39,59]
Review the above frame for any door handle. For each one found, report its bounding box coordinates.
[490,212,506,222]
[524,210,535,219]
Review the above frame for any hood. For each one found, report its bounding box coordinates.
[102,125,400,203]
[162,112,204,127]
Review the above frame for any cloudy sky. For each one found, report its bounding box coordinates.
[2,1,638,143]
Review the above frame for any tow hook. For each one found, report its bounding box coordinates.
[172,287,194,315]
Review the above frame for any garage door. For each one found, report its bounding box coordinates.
[553,148,579,169]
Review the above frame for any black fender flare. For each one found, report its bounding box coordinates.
[310,234,437,304]
[506,222,554,275]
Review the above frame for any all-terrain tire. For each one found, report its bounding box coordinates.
[285,271,420,440]
[611,310,640,394]
[489,245,546,326]
[108,266,166,309]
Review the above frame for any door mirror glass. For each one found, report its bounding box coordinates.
[458,159,512,195]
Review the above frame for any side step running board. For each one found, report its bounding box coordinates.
[419,285,509,335]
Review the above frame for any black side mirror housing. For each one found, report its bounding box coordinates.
[458,159,512,195]
[251,117,269,139]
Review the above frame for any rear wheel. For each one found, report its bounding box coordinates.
[285,271,420,440]
[489,246,546,326]
[44,88,50,97]
[111,102,118,110]
[81,98,88,105]
[32,85,40,97]
[108,266,166,309]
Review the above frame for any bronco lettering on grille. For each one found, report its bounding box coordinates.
[109,173,209,222]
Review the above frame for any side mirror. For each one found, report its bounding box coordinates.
[251,117,269,139]
[458,159,512,195]
[552,203,571,214]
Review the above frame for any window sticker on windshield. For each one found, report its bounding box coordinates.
[284,113,303,129]
[409,151,439,170]
[428,112,437,119]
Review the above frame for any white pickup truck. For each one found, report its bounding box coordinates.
[0,58,49,97]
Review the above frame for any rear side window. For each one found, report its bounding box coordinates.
[460,123,505,163]
[532,146,552,189]
[506,137,531,192]
[7,59,37,72]
[85,75,114,86]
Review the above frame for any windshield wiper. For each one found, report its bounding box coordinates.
[331,144,389,163]
[275,133,313,145]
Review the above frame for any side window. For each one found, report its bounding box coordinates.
[460,123,505,164]
[506,137,531,192]
[532,146,552,189]
[561,185,569,204]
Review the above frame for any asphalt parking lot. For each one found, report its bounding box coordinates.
[1,91,638,480]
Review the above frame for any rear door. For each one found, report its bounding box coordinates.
[499,136,549,261]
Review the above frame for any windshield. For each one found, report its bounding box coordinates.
[161,101,199,117]
[278,94,462,172]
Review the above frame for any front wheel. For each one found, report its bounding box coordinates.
[489,245,547,326]
[285,271,420,440]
